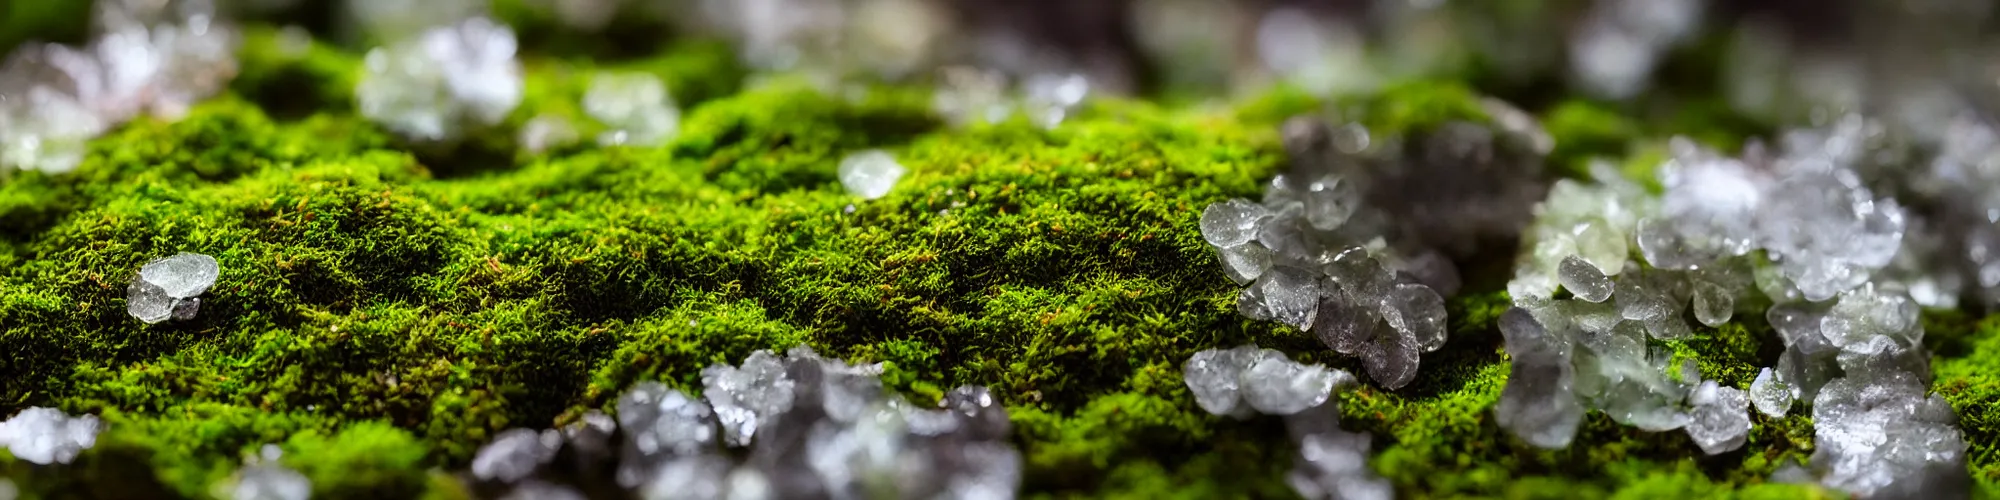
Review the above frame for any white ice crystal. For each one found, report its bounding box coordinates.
[836,149,906,200]
[0,407,103,465]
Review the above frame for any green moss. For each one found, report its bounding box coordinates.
[1543,100,1640,180]
[1,35,1995,500]
[0,0,91,56]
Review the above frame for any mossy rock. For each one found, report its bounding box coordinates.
[0,35,1993,500]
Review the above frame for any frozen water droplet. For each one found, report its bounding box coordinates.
[1381,283,1448,352]
[1200,199,1270,248]
[1216,243,1274,285]
[1749,367,1793,418]
[1558,255,1614,302]
[1690,279,1733,327]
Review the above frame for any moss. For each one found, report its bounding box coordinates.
[0,0,91,56]
[1542,100,1640,180]
[1,34,1996,500]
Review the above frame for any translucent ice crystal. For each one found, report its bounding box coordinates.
[0,407,102,465]
[1749,367,1793,418]
[1381,283,1448,353]
[356,17,522,142]
[1200,199,1270,249]
[701,350,797,447]
[835,149,906,200]
[223,444,310,500]
[127,252,218,324]
[140,252,220,298]
[1685,380,1750,455]
[471,428,562,483]
[1494,308,1584,449]
[1183,345,1355,418]
[1021,72,1089,129]
[1558,255,1615,303]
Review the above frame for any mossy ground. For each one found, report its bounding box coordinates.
[0,22,1996,500]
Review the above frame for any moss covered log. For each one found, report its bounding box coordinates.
[0,28,1996,500]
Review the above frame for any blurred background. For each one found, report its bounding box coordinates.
[5,0,1999,129]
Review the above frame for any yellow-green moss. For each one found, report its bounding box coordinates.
[0,31,1994,500]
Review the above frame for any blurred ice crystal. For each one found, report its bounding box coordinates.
[845,0,949,80]
[1568,0,1703,99]
[583,72,680,147]
[508,348,1027,499]
[1254,7,1370,96]
[0,0,239,175]
[1021,73,1089,129]
[356,17,522,142]
[519,114,581,154]
[128,252,219,324]
[0,407,103,465]
[221,444,310,500]
[837,149,906,200]
[471,428,562,483]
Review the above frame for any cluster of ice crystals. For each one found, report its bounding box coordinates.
[127,252,220,324]
[1202,108,1550,388]
[1505,112,1970,495]
[932,66,1092,129]
[1182,345,1356,418]
[1809,373,1969,498]
[836,149,907,200]
[219,444,311,500]
[1181,345,1385,500]
[1899,113,2000,309]
[583,72,680,147]
[0,0,238,174]
[699,350,798,448]
[0,407,103,465]
[356,17,523,142]
[469,348,1021,499]
[1495,302,1754,453]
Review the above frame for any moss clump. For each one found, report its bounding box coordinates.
[0,35,1995,500]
